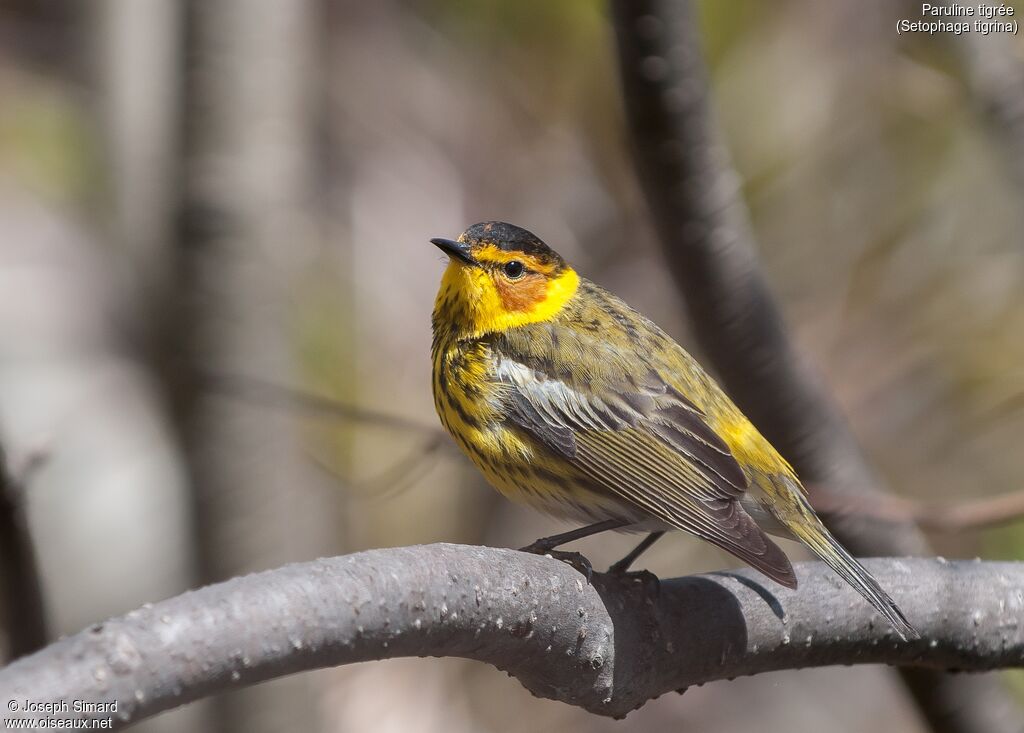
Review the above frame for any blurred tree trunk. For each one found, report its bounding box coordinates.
[90,4,209,733]
[172,2,337,732]
[92,0,180,314]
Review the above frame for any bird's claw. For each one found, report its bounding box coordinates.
[548,551,594,584]
[519,545,594,584]
[607,566,661,597]
[518,539,556,555]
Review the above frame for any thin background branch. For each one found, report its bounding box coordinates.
[812,484,1024,533]
[199,371,445,437]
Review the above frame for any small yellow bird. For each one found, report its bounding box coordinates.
[430,221,916,640]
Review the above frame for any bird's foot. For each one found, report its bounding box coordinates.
[606,564,661,597]
[518,538,558,555]
[519,544,594,584]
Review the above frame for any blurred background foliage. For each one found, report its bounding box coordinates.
[0,1,1022,731]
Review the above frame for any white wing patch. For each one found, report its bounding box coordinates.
[494,358,625,434]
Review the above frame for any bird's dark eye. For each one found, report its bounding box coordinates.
[503,260,525,279]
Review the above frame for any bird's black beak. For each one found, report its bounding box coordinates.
[431,237,476,265]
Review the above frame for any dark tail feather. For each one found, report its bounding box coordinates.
[795,522,919,641]
[705,512,798,589]
[742,532,798,590]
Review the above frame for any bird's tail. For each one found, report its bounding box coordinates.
[788,515,919,641]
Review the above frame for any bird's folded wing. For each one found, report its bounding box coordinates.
[497,356,796,586]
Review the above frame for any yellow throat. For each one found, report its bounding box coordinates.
[433,259,580,339]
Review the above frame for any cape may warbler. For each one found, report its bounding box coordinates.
[430,221,916,640]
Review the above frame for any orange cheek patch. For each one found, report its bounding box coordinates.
[494,273,548,312]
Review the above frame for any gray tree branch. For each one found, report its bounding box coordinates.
[608,2,1024,731]
[0,546,1021,730]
